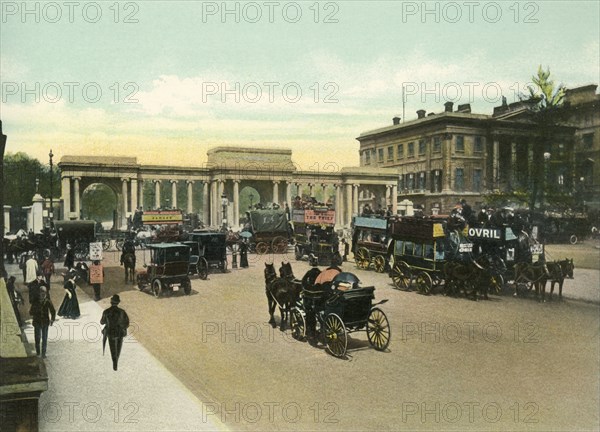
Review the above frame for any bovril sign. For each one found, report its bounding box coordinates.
[468,228,502,239]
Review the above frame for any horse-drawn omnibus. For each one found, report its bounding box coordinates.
[246,209,290,254]
[292,206,340,265]
[54,220,97,261]
[351,216,391,273]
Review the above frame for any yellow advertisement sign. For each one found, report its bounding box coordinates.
[142,211,183,225]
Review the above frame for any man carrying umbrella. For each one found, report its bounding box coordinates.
[101,295,130,371]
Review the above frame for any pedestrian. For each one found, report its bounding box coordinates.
[343,239,349,262]
[338,239,346,262]
[29,286,55,359]
[25,253,38,289]
[239,240,249,268]
[41,255,55,289]
[63,244,75,270]
[19,254,27,283]
[89,260,104,301]
[6,276,24,327]
[57,272,80,319]
[101,295,130,371]
[29,274,48,305]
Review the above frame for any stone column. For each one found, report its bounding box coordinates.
[61,177,71,220]
[493,138,500,190]
[321,183,328,203]
[273,181,279,206]
[233,180,240,228]
[73,177,81,220]
[170,180,178,209]
[385,184,391,206]
[345,184,353,226]
[285,182,292,210]
[131,179,138,212]
[202,182,209,225]
[217,180,225,226]
[138,180,144,210]
[334,184,341,226]
[309,183,315,198]
[154,180,161,209]
[121,178,129,228]
[511,142,517,187]
[392,184,398,214]
[353,184,359,215]
[210,181,217,226]
[186,181,194,214]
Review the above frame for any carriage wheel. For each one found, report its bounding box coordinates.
[373,255,386,273]
[256,242,269,255]
[101,239,111,251]
[74,244,88,261]
[416,272,433,295]
[182,278,191,295]
[272,237,287,254]
[197,258,208,280]
[569,234,578,245]
[391,261,411,291]
[355,247,370,270]
[290,308,306,341]
[115,239,125,251]
[489,274,504,294]
[324,313,347,358]
[367,307,391,351]
[152,279,162,298]
[294,245,303,261]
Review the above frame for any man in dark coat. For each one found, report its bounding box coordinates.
[63,244,75,270]
[29,287,56,358]
[101,295,130,371]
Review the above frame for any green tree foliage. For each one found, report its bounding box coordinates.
[81,184,117,222]
[3,152,60,207]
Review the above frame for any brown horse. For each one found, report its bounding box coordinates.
[514,261,550,301]
[545,259,574,300]
[265,262,302,331]
[123,253,136,284]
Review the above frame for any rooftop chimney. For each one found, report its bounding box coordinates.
[416,109,426,119]
[457,103,471,113]
[444,102,454,112]
[392,116,401,125]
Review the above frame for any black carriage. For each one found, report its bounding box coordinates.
[187,231,228,275]
[136,243,192,298]
[54,220,97,260]
[351,216,391,273]
[247,209,290,254]
[538,212,588,244]
[292,207,341,265]
[290,272,390,358]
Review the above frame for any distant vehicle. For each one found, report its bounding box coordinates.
[187,231,228,275]
[54,220,97,260]
[351,216,391,273]
[136,243,192,298]
[292,206,340,265]
[246,209,290,254]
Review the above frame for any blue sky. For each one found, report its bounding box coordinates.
[1,1,599,168]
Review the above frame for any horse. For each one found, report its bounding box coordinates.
[545,259,574,301]
[264,262,302,331]
[123,253,136,284]
[513,261,550,301]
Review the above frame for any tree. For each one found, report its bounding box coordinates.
[3,152,60,208]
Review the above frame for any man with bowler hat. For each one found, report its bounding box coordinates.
[101,295,130,371]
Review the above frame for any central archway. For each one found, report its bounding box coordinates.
[81,183,118,229]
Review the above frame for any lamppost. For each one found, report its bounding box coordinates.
[221,193,228,231]
[165,198,170,210]
[249,193,254,210]
[49,149,54,222]
[542,152,551,212]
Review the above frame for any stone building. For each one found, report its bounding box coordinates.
[356,90,592,214]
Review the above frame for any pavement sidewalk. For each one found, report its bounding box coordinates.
[16,270,226,432]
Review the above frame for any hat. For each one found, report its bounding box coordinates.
[110,294,120,305]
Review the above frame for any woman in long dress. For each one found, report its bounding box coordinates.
[58,273,80,319]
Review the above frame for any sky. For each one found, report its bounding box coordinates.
[1,0,599,170]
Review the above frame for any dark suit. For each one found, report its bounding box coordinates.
[101,305,130,371]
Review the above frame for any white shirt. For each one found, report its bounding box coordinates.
[25,258,39,283]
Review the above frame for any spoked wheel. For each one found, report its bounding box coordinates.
[290,308,306,341]
[367,307,391,351]
[74,243,88,260]
[294,245,303,260]
[324,313,347,358]
[355,247,370,270]
[101,239,111,251]
[489,274,504,294]
[197,258,208,280]
[152,279,162,298]
[569,234,578,245]
[373,255,386,273]
[182,278,191,295]
[272,237,288,254]
[391,261,411,291]
[416,272,433,295]
[256,242,269,255]
[115,239,125,251]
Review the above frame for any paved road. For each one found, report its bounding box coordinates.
[12,248,600,431]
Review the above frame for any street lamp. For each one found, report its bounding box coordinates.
[221,193,228,230]
[249,193,254,210]
[35,177,40,193]
[542,152,551,211]
[49,149,54,221]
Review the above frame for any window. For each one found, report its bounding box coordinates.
[387,146,394,161]
[365,150,371,165]
[394,240,404,255]
[474,136,484,153]
[418,172,426,191]
[407,173,415,191]
[424,243,434,259]
[404,241,414,255]
[378,148,384,163]
[456,135,464,152]
[433,136,441,153]
[455,168,464,191]
[408,142,415,157]
[414,243,423,257]
[583,133,594,149]
[398,176,405,191]
[397,144,404,159]
[430,169,442,192]
[418,139,426,155]
[473,169,482,192]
